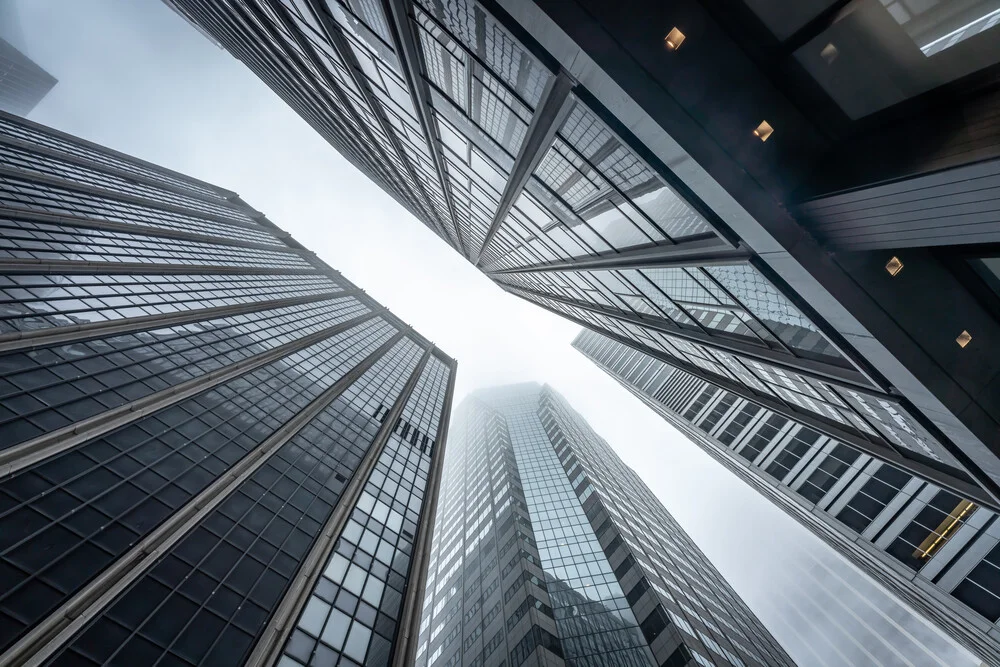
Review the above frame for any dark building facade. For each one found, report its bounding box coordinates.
[0,109,455,667]
[413,383,794,667]
[575,328,1000,663]
[165,0,1000,519]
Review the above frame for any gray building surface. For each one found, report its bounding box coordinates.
[754,547,978,667]
[0,109,455,667]
[163,0,1000,524]
[575,328,1000,664]
[414,383,794,667]
[0,0,56,116]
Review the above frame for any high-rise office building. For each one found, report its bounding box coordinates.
[0,109,455,667]
[0,1,57,116]
[752,547,978,667]
[413,383,794,667]
[575,328,1000,663]
[165,0,1000,520]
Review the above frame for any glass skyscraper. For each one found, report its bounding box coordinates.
[164,0,1000,519]
[0,0,57,116]
[414,383,794,667]
[0,109,455,667]
[575,328,1000,664]
[751,547,978,667]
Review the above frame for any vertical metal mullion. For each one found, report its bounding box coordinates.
[297,0,451,242]
[245,343,434,667]
[383,0,468,257]
[477,70,574,263]
[392,353,457,666]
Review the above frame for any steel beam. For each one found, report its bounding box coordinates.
[476,70,574,264]
[393,354,457,666]
[501,280,872,388]
[2,331,408,667]
[383,0,468,257]
[245,344,434,667]
[0,308,385,479]
[550,297,1000,509]
[485,239,749,274]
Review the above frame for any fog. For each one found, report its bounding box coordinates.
[6,0,979,664]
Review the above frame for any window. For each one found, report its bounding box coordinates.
[837,465,912,533]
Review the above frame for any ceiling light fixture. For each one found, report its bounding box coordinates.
[885,256,903,276]
[957,330,972,348]
[665,27,686,51]
[753,121,773,142]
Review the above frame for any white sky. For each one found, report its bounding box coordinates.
[8,1,977,664]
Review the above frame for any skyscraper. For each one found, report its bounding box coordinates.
[414,383,794,667]
[0,109,455,667]
[165,0,1000,518]
[0,1,57,116]
[575,328,999,663]
[749,547,979,667]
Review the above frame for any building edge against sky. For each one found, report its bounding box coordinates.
[0,108,455,667]
[0,0,57,116]
[573,328,999,664]
[414,383,795,667]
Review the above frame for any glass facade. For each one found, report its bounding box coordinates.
[0,35,56,117]
[415,384,793,667]
[575,329,999,664]
[164,0,997,518]
[0,110,455,667]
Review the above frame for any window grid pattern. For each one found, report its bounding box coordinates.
[495,263,846,367]
[953,543,1000,622]
[0,296,369,449]
[0,115,227,201]
[200,0,429,225]
[540,387,792,667]
[46,337,426,667]
[574,331,1000,638]
[764,427,821,481]
[0,173,282,246]
[307,0,453,230]
[0,273,341,334]
[0,143,254,224]
[0,318,397,653]
[886,489,975,572]
[696,393,736,434]
[837,466,913,534]
[480,97,716,272]
[0,217,311,268]
[266,0,447,234]
[515,283,961,473]
[481,388,656,667]
[281,356,450,667]
[797,444,861,505]
[414,376,554,667]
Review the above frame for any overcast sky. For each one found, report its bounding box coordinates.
[8,1,978,664]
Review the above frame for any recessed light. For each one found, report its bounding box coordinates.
[885,256,903,276]
[665,27,686,51]
[753,121,774,142]
[956,330,972,348]
[820,43,839,64]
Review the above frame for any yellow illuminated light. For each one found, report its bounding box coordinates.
[753,121,774,142]
[664,27,686,51]
[885,256,904,276]
[820,43,839,64]
[957,330,973,348]
[914,500,976,560]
